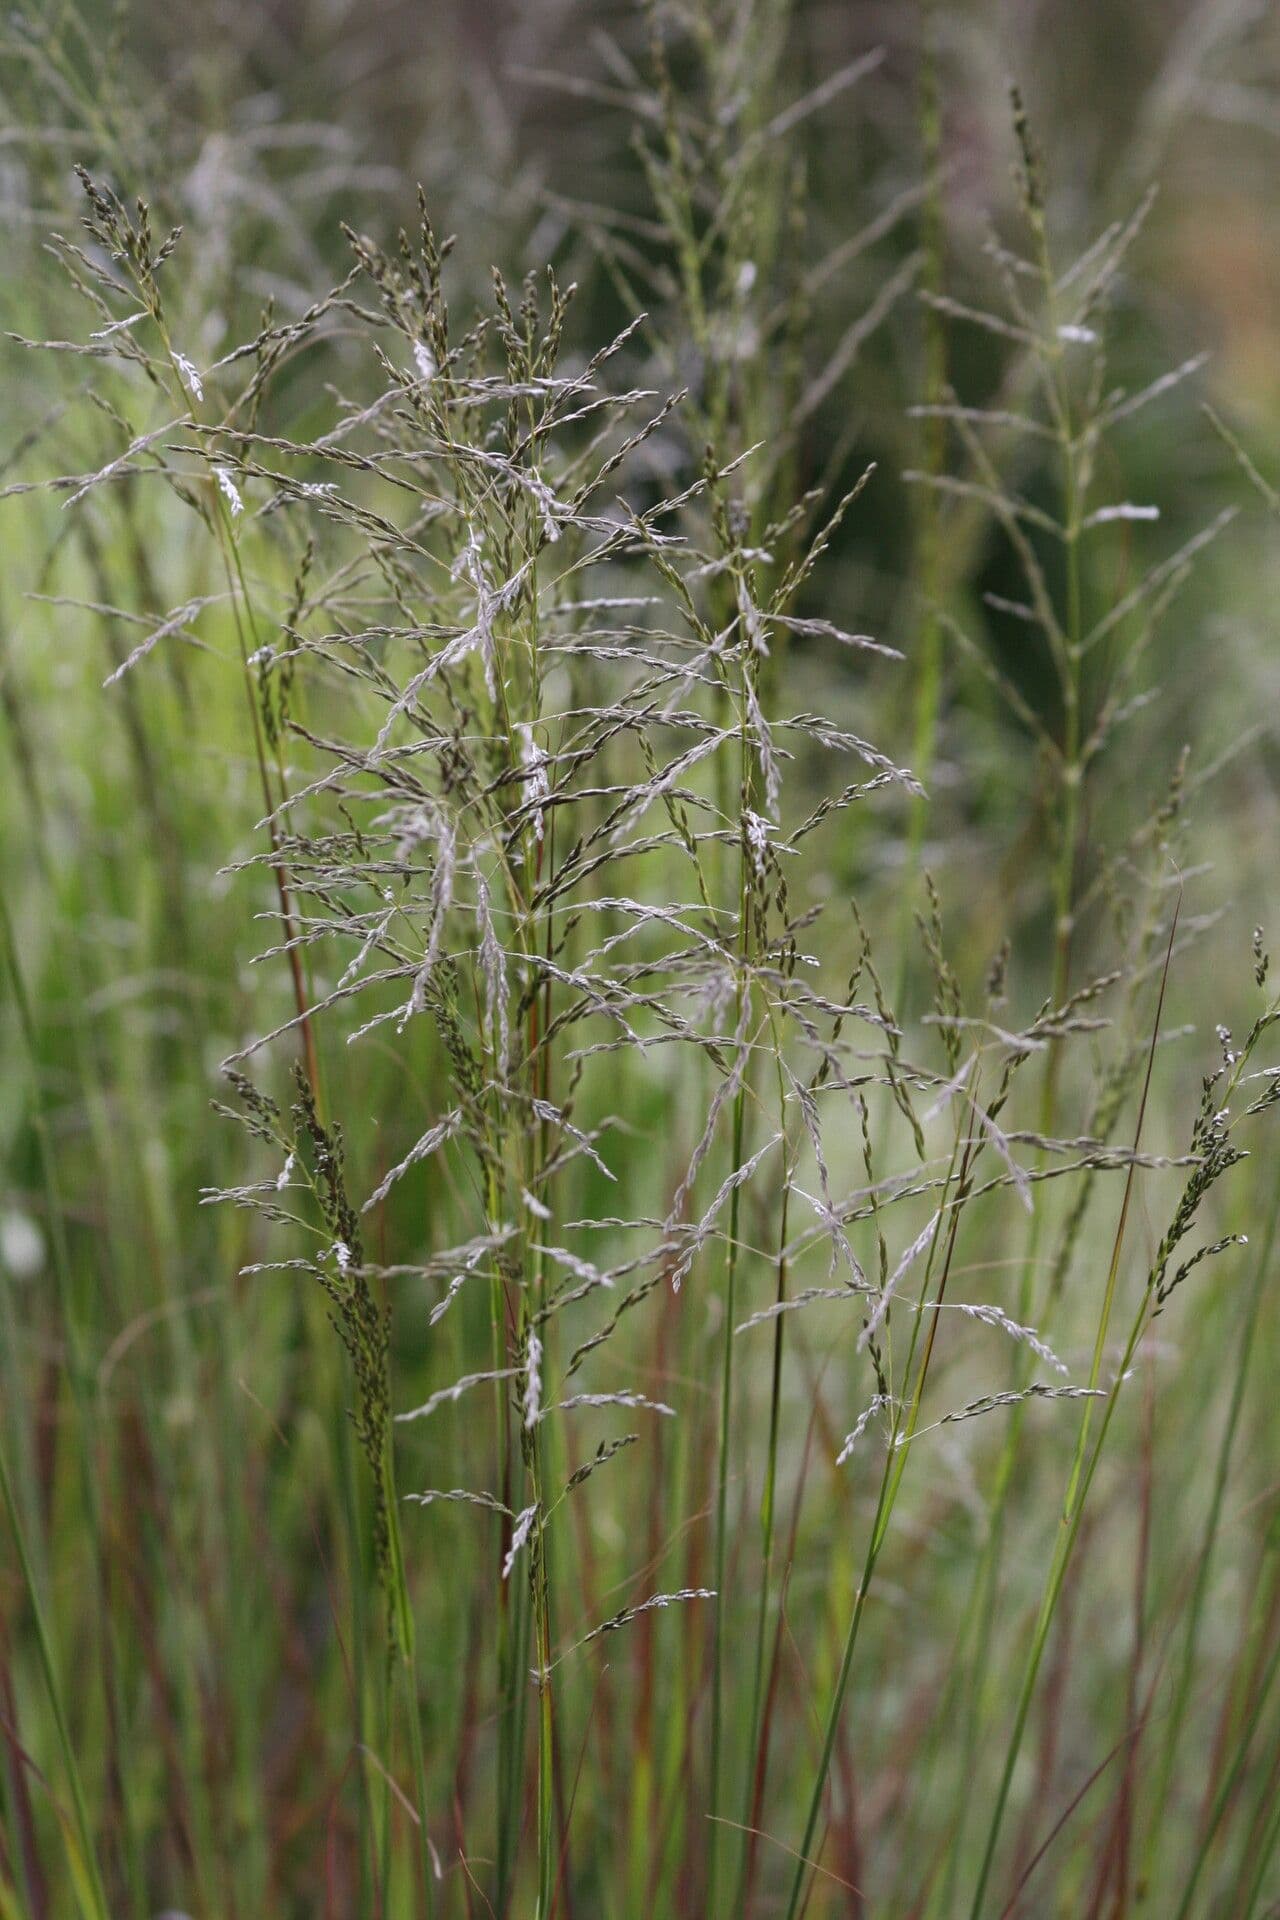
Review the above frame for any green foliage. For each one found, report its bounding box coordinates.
[3,5,1280,1918]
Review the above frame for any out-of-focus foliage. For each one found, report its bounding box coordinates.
[2,4,1280,1917]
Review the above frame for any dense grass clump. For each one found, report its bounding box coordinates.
[3,4,1280,1916]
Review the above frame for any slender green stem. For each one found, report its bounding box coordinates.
[937,213,1088,1904]
[783,1105,975,1920]
[706,1052,749,1916]
[380,1439,435,1913]
[968,913,1178,1916]
[736,1048,792,1914]
[707,585,759,1915]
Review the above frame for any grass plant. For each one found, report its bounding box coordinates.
[2,4,1279,1915]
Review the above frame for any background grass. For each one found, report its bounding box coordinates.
[3,3,1280,1916]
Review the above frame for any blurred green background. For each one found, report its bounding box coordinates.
[3,3,1280,1916]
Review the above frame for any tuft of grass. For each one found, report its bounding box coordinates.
[3,6,1280,1917]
